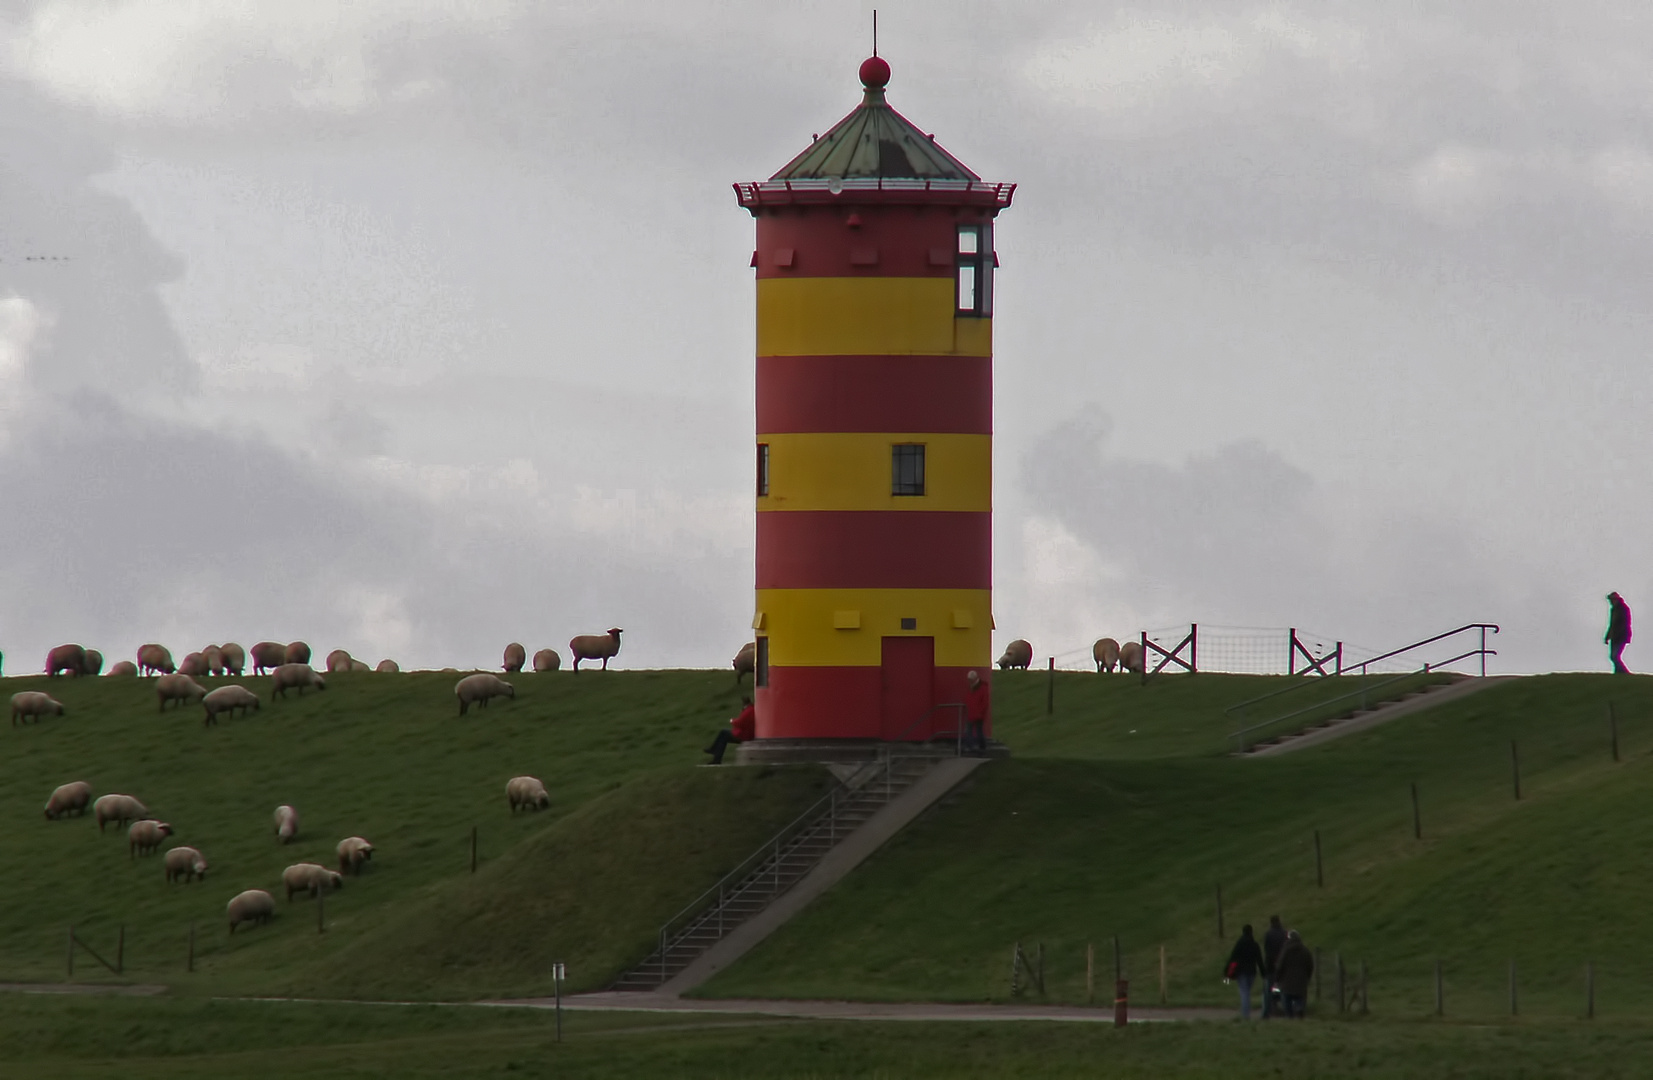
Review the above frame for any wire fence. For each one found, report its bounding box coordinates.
[1041,626,1355,676]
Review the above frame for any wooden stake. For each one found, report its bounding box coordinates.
[470,826,478,873]
[116,925,124,974]
[1411,782,1422,840]
[1336,953,1345,1013]
[1159,944,1167,1004]
[1113,934,1122,982]
[1046,657,1055,715]
[1587,961,1595,1019]
[1215,884,1224,939]
[1314,829,1324,887]
[1086,943,1094,1005]
[1509,959,1518,1016]
[66,925,74,978]
[1610,703,1619,763]
[317,888,325,934]
[1511,741,1521,801]
[1434,958,1443,1016]
[188,921,195,974]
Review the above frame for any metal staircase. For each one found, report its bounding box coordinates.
[611,752,940,991]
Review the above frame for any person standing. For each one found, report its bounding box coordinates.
[1223,924,1267,1020]
[1261,914,1287,1018]
[964,670,990,754]
[704,697,756,765]
[1273,929,1314,1019]
[1607,592,1633,675]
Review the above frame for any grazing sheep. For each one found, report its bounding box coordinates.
[11,691,65,726]
[44,781,92,820]
[219,642,246,676]
[270,664,326,701]
[128,819,174,859]
[375,659,399,673]
[285,641,312,665]
[325,649,354,673]
[1119,640,1144,674]
[250,641,286,675]
[178,652,209,678]
[156,673,207,712]
[227,889,275,933]
[107,660,138,677]
[503,642,526,673]
[350,659,370,672]
[506,775,551,813]
[202,645,225,676]
[82,649,104,677]
[282,862,343,901]
[45,643,88,677]
[532,649,560,673]
[569,628,623,671]
[1093,638,1121,673]
[164,845,207,883]
[733,641,756,683]
[202,685,261,725]
[337,836,374,876]
[94,794,149,832]
[455,673,516,716]
[273,804,299,844]
[996,639,1034,671]
[137,644,176,676]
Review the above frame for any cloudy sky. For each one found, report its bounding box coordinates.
[1,1,1647,675]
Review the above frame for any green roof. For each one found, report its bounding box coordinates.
[770,84,980,182]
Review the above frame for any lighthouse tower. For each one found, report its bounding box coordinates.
[736,55,1014,750]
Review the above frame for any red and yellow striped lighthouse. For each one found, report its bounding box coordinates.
[736,55,1014,746]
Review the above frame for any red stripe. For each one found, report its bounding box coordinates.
[756,511,990,589]
[756,665,992,741]
[757,355,991,434]
[754,206,963,279]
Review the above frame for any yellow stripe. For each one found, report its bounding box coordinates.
[757,432,990,513]
[757,588,992,667]
[757,277,992,357]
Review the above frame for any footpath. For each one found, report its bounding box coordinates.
[493,990,1230,1024]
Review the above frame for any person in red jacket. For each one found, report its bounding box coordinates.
[964,670,990,754]
[704,697,755,765]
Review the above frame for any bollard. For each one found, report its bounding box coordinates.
[1114,979,1129,1027]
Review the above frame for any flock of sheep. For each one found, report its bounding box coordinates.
[995,637,1145,673]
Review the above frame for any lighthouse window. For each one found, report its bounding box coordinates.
[755,636,769,687]
[891,443,926,496]
[956,224,993,317]
[756,443,770,497]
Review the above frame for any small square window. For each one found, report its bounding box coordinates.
[891,444,925,496]
[900,617,917,630]
[756,443,770,497]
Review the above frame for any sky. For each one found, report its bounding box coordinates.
[0,1,1647,675]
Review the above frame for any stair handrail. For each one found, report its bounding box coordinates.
[891,702,968,756]
[1227,666,1432,753]
[1345,623,1499,677]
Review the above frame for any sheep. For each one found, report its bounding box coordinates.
[1119,640,1144,674]
[506,775,551,813]
[164,845,207,883]
[350,659,370,672]
[156,673,207,712]
[273,804,299,844]
[178,652,209,678]
[337,836,374,876]
[94,794,149,832]
[285,641,312,665]
[107,660,138,677]
[11,691,65,726]
[270,664,326,701]
[251,641,286,674]
[375,659,399,673]
[996,639,1033,670]
[202,685,261,725]
[219,642,246,676]
[137,644,176,675]
[455,673,515,716]
[733,641,756,683]
[83,649,104,676]
[202,645,225,676]
[325,649,354,674]
[569,628,623,671]
[44,781,92,820]
[532,648,560,673]
[45,643,88,677]
[1093,637,1121,673]
[282,862,343,901]
[128,819,174,859]
[503,642,526,673]
[227,889,275,933]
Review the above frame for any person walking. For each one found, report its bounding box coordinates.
[1273,929,1314,1019]
[964,670,990,754]
[1261,914,1287,1018]
[1607,592,1633,675]
[704,696,755,765]
[1223,924,1267,1020]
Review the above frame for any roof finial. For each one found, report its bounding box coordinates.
[873,10,878,57]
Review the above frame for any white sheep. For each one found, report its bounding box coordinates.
[156,673,207,712]
[1093,638,1121,673]
[455,673,515,716]
[337,836,374,876]
[350,659,370,672]
[326,649,354,674]
[270,664,326,701]
[137,644,175,675]
[284,641,312,665]
[503,643,526,673]
[83,649,104,676]
[506,775,551,813]
[1119,640,1144,673]
[107,660,138,677]
[94,794,150,832]
[202,685,261,725]
[251,641,286,675]
[733,641,756,683]
[996,639,1033,670]
[227,889,275,933]
[375,659,399,673]
[202,645,225,676]
[44,781,92,820]
[532,649,561,673]
[569,628,623,671]
[219,642,246,676]
[178,651,209,678]
[11,691,65,726]
[128,819,174,859]
[45,643,89,677]
[163,845,208,883]
[273,804,300,844]
[281,862,343,901]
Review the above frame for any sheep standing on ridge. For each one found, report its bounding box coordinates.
[202,645,225,676]
[227,889,275,933]
[733,641,756,683]
[44,781,92,819]
[569,628,623,671]
[281,862,343,901]
[219,642,246,676]
[455,673,515,716]
[325,649,354,673]
[156,673,207,712]
[996,639,1033,671]
[251,642,286,675]
[107,660,138,677]
[178,652,209,678]
[375,659,399,673]
[506,775,550,813]
[273,805,299,844]
[532,649,560,672]
[128,820,173,858]
[1119,640,1144,674]
[202,685,261,725]
[45,644,88,677]
[164,846,208,883]
[284,641,311,665]
[270,664,325,701]
[337,836,374,875]
[11,691,65,726]
[82,649,104,676]
[503,643,526,673]
[137,644,175,675]
[1093,638,1121,673]
[94,794,149,832]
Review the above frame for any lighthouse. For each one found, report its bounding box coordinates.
[737,55,1014,751]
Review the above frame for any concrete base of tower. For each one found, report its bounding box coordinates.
[733,737,1010,766]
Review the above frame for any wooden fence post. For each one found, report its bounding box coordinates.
[317,889,325,934]
[1511,742,1521,801]
[470,826,478,873]
[1335,953,1345,1013]
[1216,884,1224,939]
[116,925,124,974]
[188,921,195,974]
[1434,958,1443,1017]
[1046,658,1055,715]
[1086,943,1094,1005]
[1509,959,1518,1016]
[1314,830,1324,888]
[1610,703,1619,763]
[1113,935,1122,982]
[1411,782,1422,840]
[1587,962,1595,1019]
[1159,945,1167,1004]
[66,925,73,978]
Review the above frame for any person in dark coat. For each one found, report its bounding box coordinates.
[1223,924,1266,1020]
[1607,592,1633,675]
[704,697,755,765]
[1261,914,1287,1017]
[1273,929,1314,1019]
[964,670,990,754]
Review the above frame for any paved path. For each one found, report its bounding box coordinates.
[1244,675,1516,757]
[0,982,167,996]
[492,990,1229,1024]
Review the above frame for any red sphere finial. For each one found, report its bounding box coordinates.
[859,55,891,89]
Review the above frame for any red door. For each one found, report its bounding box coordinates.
[880,637,935,741]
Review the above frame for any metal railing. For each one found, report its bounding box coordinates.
[1345,623,1499,676]
[893,701,968,756]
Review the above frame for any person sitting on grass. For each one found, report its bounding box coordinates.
[1273,930,1315,1019]
[704,696,755,765]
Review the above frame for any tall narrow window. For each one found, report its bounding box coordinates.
[755,637,769,688]
[756,443,770,497]
[892,443,926,496]
[956,224,993,316]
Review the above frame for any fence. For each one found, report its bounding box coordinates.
[1041,626,1352,676]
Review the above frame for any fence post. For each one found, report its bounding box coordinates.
[1113,934,1122,982]
[1046,657,1055,715]
[1336,953,1345,1013]
[1480,625,1487,677]
[470,826,478,873]
[1511,742,1521,801]
[317,889,325,934]
[1335,642,1343,675]
[1610,703,1619,763]
[66,925,73,978]
[1411,782,1422,840]
[1140,631,1149,687]
[1314,830,1324,888]
[1509,959,1518,1016]
[188,921,195,974]
[1086,943,1094,1005]
[1587,962,1595,1019]
[116,925,124,974]
[1289,628,1297,676]
[1114,978,1129,1027]
[1358,961,1368,1014]
[1215,884,1224,939]
[1434,958,1443,1016]
[1314,948,1321,1003]
[1159,944,1168,1004]
[1010,943,1022,997]
[1189,623,1198,674]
